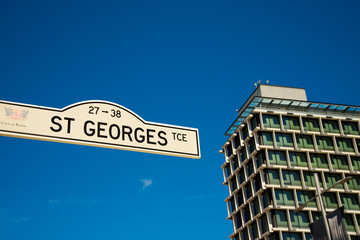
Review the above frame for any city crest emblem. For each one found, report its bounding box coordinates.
[5,107,29,120]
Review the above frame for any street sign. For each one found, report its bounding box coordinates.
[0,100,201,159]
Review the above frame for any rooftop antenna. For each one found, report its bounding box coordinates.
[266,80,269,84]
[254,83,257,87]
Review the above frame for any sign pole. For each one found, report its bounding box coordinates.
[314,173,331,240]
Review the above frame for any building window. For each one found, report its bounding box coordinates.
[342,121,360,135]
[253,175,262,193]
[322,119,340,134]
[302,118,320,132]
[265,169,280,185]
[250,114,260,131]
[337,138,355,152]
[330,155,349,170]
[234,212,242,229]
[275,189,295,206]
[243,205,251,223]
[289,151,308,167]
[246,161,254,177]
[255,151,266,169]
[239,147,247,163]
[290,211,310,229]
[260,132,274,146]
[229,198,236,213]
[262,189,273,209]
[268,150,287,166]
[351,156,360,171]
[283,116,300,130]
[346,175,360,190]
[231,157,239,171]
[312,211,322,221]
[233,135,241,150]
[297,190,316,208]
[226,144,233,157]
[230,178,237,193]
[252,197,261,217]
[241,125,249,140]
[225,164,231,178]
[269,232,280,240]
[340,193,360,210]
[303,171,323,188]
[236,191,244,207]
[323,192,339,209]
[310,153,328,168]
[238,168,245,185]
[282,232,302,240]
[272,210,288,227]
[282,170,302,186]
[325,172,344,189]
[259,214,268,235]
[296,134,314,149]
[240,227,249,240]
[248,139,256,154]
[263,114,280,129]
[249,221,258,239]
[305,233,313,240]
[316,136,334,151]
[244,183,252,200]
[343,214,356,231]
[276,133,294,147]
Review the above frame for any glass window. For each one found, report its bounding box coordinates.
[276,133,294,147]
[316,136,334,151]
[255,151,266,169]
[253,175,261,193]
[290,211,310,229]
[282,232,302,240]
[243,205,251,223]
[303,118,320,132]
[273,210,288,227]
[239,147,247,163]
[341,193,360,210]
[234,212,242,229]
[246,161,254,177]
[296,135,314,149]
[330,155,349,170]
[261,132,273,146]
[238,168,245,185]
[275,189,295,206]
[259,214,268,234]
[244,183,252,200]
[322,119,340,133]
[282,170,302,186]
[346,175,360,190]
[283,116,300,130]
[342,121,360,135]
[262,189,272,209]
[241,227,249,240]
[248,139,256,154]
[351,156,360,171]
[289,151,308,167]
[303,171,323,188]
[337,138,355,152]
[312,211,322,221]
[344,214,356,231]
[252,197,260,216]
[250,114,260,130]
[230,177,237,193]
[310,153,328,168]
[226,144,233,157]
[233,135,240,149]
[229,198,236,213]
[305,233,313,240]
[241,124,249,140]
[323,192,339,209]
[266,169,280,185]
[231,157,239,171]
[249,221,258,239]
[297,190,316,208]
[236,191,244,207]
[325,172,344,189]
[268,150,287,166]
[263,114,280,129]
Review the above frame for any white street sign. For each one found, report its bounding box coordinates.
[0,100,201,159]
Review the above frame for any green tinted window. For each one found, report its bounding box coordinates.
[276,133,294,147]
[316,136,334,151]
[346,175,360,190]
[274,210,288,227]
[337,138,355,152]
[297,191,316,208]
[303,118,320,132]
[310,153,328,168]
[283,116,300,130]
[263,114,280,129]
[344,214,356,231]
[290,211,310,229]
[296,135,314,149]
[325,173,344,189]
[275,189,294,206]
[330,155,349,170]
[342,121,360,135]
[322,119,340,133]
[341,194,360,210]
[323,192,339,209]
[261,132,273,146]
[351,157,360,171]
[268,150,287,166]
[289,152,308,167]
[282,170,301,186]
[267,169,280,185]
[282,232,302,240]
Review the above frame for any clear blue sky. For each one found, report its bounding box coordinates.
[1,1,360,240]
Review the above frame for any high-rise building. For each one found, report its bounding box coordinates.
[220,85,360,240]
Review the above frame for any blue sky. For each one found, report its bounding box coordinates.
[1,1,360,239]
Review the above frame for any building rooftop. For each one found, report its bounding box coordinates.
[225,84,360,136]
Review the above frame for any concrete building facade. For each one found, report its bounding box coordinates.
[221,85,360,240]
